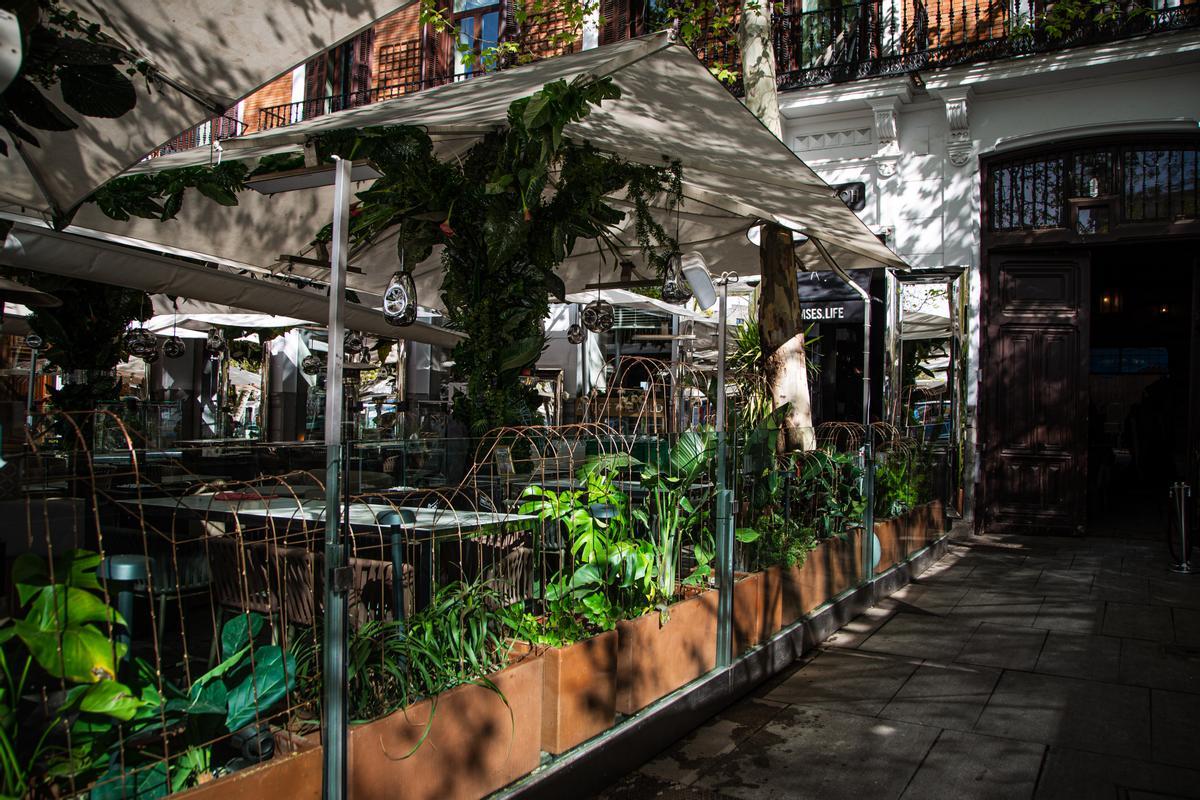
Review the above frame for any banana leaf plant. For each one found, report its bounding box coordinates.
[630,428,716,606]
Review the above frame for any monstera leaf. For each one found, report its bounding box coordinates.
[224,645,296,731]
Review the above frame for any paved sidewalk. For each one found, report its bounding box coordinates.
[598,533,1200,799]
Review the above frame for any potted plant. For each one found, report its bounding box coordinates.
[288,579,543,800]
[611,430,721,715]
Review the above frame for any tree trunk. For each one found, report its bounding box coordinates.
[738,0,783,139]
[740,1,815,451]
[759,223,815,452]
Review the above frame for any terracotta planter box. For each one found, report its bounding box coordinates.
[177,746,322,800]
[347,656,543,800]
[616,589,717,715]
[874,516,902,573]
[519,630,618,755]
[733,571,766,654]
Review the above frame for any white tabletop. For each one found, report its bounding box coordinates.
[118,493,309,514]
[234,501,534,535]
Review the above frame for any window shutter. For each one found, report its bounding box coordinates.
[303,55,328,118]
[598,0,627,45]
[351,29,375,101]
[421,2,453,87]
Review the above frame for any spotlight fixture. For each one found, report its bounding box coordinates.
[680,252,717,310]
[383,269,418,327]
[205,328,226,361]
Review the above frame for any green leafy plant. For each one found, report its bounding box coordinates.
[514,470,656,639]
[291,578,513,729]
[629,429,716,604]
[0,550,139,798]
[78,611,296,799]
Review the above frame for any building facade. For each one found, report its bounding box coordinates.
[167,0,1200,534]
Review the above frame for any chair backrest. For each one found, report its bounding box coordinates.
[206,536,276,615]
[483,545,533,607]
[274,545,319,627]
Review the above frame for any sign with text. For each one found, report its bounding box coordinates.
[796,269,873,324]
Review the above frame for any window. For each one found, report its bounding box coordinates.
[453,0,501,77]
[988,140,1200,231]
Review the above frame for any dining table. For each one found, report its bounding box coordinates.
[233,501,536,614]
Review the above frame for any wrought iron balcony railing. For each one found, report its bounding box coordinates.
[246,2,1200,138]
[774,0,1200,90]
[156,113,245,156]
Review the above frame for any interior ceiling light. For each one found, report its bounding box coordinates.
[301,354,323,376]
[163,336,186,359]
[567,322,585,344]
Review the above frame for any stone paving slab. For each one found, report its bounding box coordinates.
[972,670,1152,760]
[858,614,976,661]
[700,705,940,800]
[1033,630,1121,683]
[880,661,1000,731]
[596,533,1200,800]
[761,648,918,716]
[1103,601,1175,641]
[1119,638,1200,694]
[957,622,1047,671]
[899,730,1044,800]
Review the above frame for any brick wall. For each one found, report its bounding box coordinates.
[242,73,296,135]
[372,4,423,97]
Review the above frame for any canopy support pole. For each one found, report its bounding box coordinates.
[322,156,352,800]
[814,239,875,583]
[715,274,734,668]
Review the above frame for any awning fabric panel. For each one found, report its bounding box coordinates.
[1,1,415,214]
[0,225,463,348]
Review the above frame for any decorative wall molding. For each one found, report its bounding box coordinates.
[868,97,901,155]
[868,97,902,177]
[938,87,974,167]
[794,127,873,152]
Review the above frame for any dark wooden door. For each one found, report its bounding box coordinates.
[983,251,1090,535]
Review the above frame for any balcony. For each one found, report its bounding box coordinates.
[246,2,1200,138]
[774,0,1200,90]
[156,113,245,155]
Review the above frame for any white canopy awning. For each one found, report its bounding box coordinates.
[0,224,463,349]
[563,288,716,325]
[11,31,905,322]
[1,1,415,215]
[901,310,952,341]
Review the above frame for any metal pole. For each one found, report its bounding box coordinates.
[814,240,875,583]
[321,156,352,800]
[1170,481,1193,574]
[25,346,38,427]
[715,275,734,668]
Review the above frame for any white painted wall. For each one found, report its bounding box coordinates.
[779,33,1200,521]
